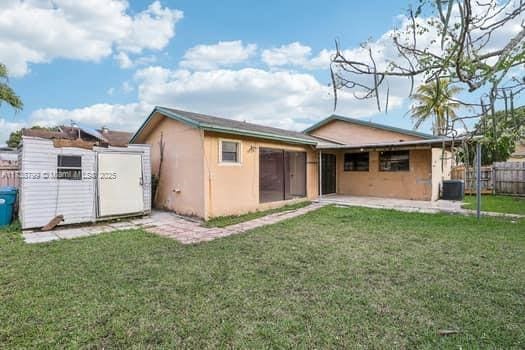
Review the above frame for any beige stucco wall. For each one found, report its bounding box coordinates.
[310,120,424,145]
[203,131,318,218]
[431,148,453,201]
[139,116,206,218]
[134,113,444,219]
[334,149,433,200]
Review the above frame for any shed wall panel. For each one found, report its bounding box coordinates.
[20,137,96,229]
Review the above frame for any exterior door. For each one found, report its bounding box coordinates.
[321,153,336,194]
[97,153,144,217]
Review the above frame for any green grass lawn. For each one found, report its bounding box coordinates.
[1,207,524,348]
[462,194,525,215]
[204,200,311,227]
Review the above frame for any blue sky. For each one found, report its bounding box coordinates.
[1,0,436,144]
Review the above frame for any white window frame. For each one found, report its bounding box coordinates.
[219,139,242,166]
[57,154,83,180]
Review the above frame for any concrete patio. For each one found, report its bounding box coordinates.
[20,196,522,244]
[319,194,463,214]
[318,194,524,218]
[22,202,326,244]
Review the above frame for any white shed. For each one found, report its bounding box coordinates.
[19,135,151,230]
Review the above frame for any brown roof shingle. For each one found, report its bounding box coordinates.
[153,107,321,144]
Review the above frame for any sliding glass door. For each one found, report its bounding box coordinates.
[259,148,306,203]
[285,151,306,199]
[259,148,285,203]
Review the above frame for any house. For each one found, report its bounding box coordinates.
[305,115,454,202]
[18,125,151,230]
[131,107,458,220]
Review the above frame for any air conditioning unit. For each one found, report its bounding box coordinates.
[441,180,465,200]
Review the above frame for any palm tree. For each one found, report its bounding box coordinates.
[410,79,461,136]
[0,63,23,112]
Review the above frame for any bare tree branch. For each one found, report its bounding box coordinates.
[331,0,525,138]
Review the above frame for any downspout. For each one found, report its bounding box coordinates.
[319,150,322,201]
[476,141,482,220]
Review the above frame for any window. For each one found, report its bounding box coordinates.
[259,148,306,203]
[344,152,369,171]
[57,155,82,180]
[220,140,241,163]
[379,150,410,171]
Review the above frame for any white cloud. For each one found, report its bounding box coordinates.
[114,52,158,69]
[180,41,257,70]
[114,52,133,69]
[134,66,403,130]
[121,81,134,93]
[29,102,152,132]
[26,64,405,135]
[261,42,336,70]
[261,42,312,66]
[0,0,183,76]
[117,1,182,54]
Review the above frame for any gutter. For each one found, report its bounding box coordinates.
[315,137,470,150]
[200,124,318,145]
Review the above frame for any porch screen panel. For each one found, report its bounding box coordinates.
[284,151,306,200]
[259,148,285,203]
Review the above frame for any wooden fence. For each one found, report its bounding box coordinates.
[0,166,19,188]
[451,162,525,196]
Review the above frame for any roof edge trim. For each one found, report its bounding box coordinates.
[131,106,317,145]
[303,114,436,139]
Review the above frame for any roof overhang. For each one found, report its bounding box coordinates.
[130,107,318,145]
[316,137,469,151]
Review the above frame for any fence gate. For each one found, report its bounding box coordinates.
[494,162,525,196]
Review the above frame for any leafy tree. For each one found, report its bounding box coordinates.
[458,107,525,165]
[1,62,23,147]
[410,79,462,136]
[0,63,23,112]
[6,129,22,148]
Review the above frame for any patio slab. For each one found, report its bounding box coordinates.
[319,194,524,218]
[320,194,464,213]
[22,231,60,244]
[23,202,328,245]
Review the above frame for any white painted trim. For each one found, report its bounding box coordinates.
[218,138,243,166]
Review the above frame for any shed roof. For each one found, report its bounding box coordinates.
[22,127,132,147]
[131,107,323,145]
[304,114,436,139]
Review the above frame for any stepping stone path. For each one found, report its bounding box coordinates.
[22,202,326,244]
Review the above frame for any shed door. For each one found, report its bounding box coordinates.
[98,153,144,217]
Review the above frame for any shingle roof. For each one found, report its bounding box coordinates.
[131,106,323,145]
[303,114,437,139]
[97,129,133,146]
